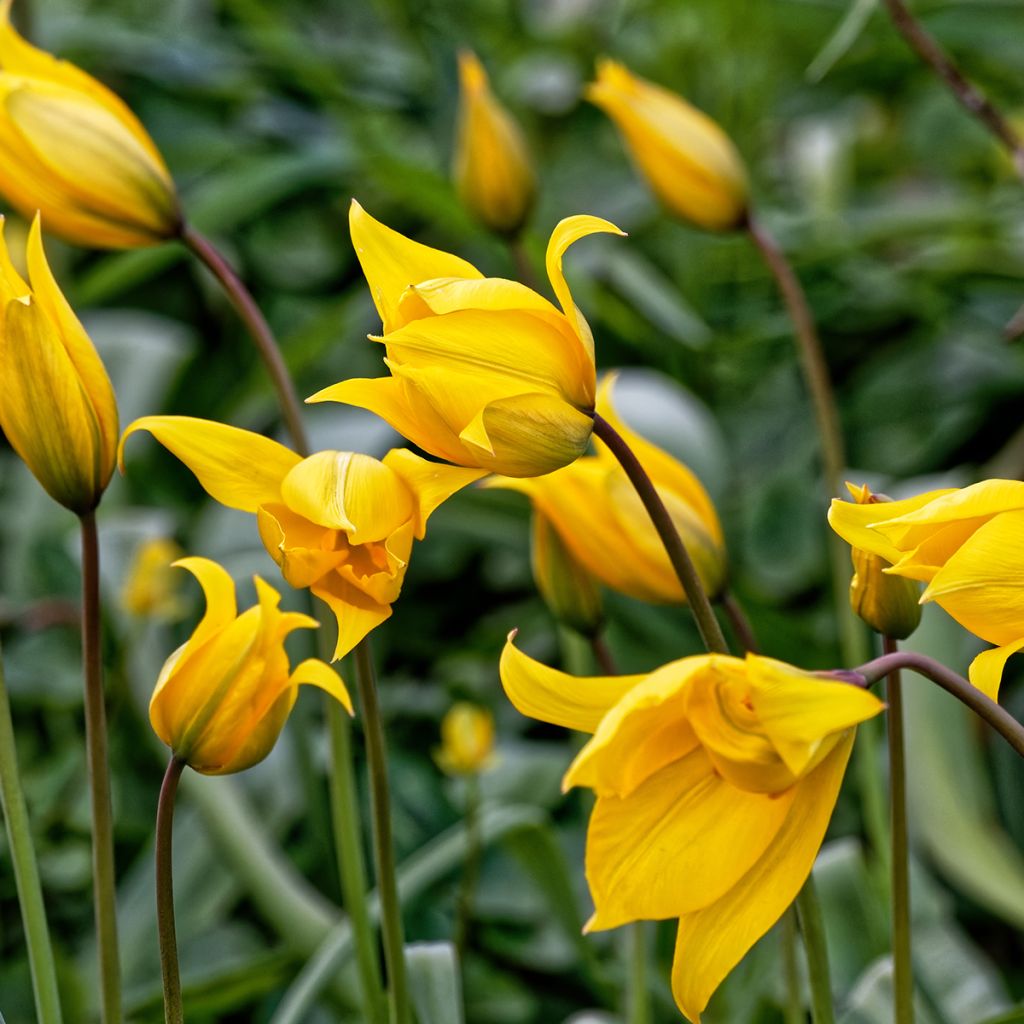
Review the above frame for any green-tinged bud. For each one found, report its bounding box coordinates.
[532,512,604,636]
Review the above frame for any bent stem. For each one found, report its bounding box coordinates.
[0,639,63,1024]
[591,413,729,655]
[795,876,835,1024]
[721,591,760,654]
[156,757,186,1024]
[180,226,310,456]
[80,511,122,1024]
[354,638,411,1024]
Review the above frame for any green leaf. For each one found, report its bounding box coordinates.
[406,942,465,1024]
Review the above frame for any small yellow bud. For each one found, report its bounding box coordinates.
[0,215,119,513]
[532,512,603,636]
[586,59,748,232]
[435,702,496,777]
[453,51,536,238]
[121,538,187,620]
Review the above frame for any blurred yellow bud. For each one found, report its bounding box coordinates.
[435,702,496,777]
[121,538,187,620]
[0,1,181,248]
[151,558,352,775]
[532,511,603,636]
[586,59,748,232]
[0,215,119,513]
[453,51,536,238]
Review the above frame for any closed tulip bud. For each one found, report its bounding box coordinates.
[0,1,181,248]
[586,59,748,232]
[435,702,496,776]
[532,511,603,636]
[151,557,352,775]
[453,51,536,238]
[0,215,119,513]
[121,537,187,620]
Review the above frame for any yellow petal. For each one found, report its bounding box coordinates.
[289,658,353,714]
[400,275,557,321]
[585,747,795,931]
[670,733,855,1023]
[173,556,237,652]
[255,503,347,589]
[381,447,487,538]
[349,199,482,332]
[312,575,393,660]
[531,510,604,636]
[119,416,300,513]
[0,215,27,297]
[499,632,643,733]
[204,688,295,775]
[969,639,1024,702]
[885,518,990,583]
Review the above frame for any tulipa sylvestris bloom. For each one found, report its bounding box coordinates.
[487,376,727,604]
[308,201,623,478]
[453,50,536,238]
[0,2,180,248]
[120,417,485,658]
[586,59,748,232]
[0,214,118,513]
[152,557,351,774]
[500,634,884,1022]
[830,479,1024,700]
[435,702,497,776]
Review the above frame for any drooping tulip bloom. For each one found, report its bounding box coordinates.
[434,702,496,776]
[500,634,884,1022]
[830,479,1024,699]
[152,557,351,775]
[0,214,118,512]
[0,2,180,248]
[120,417,485,658]
[308,201,623,478]
[585,59,748,232]
[487,375,727,604]
[453,50,536,238]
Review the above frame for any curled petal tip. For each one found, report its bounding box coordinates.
[506,627,519,642]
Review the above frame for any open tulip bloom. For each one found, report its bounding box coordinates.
[500,634,884,1022]
[120,418,485,658]
[308,200,624,477]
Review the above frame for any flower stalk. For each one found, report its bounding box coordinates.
[795,877,835,1024]
[627,921,650,1024]
[452,773,482,960]
[156,756,186,1024]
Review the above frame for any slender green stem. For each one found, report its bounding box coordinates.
[0,638,63,1024]
[720,591,760,654]
[884,637,914,1024]
[180,225,310,456]
[589,633,618,675]
[353,638,411,1024]
[795,876,835,1024]
[592,413,729,655]
[626,921,650,1024]
[509,237,542,293]
[781,909,803,1024]
[156,757,185,1024]
[80,511,122,1024]
[452,774,481,960]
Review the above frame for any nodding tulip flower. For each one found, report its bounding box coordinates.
[434,702,497,777]
[119,417,485,658]
[453,50,536,238]
[308,201,624,478]
[585,59,748,233]
[152,557,351,775]
[121,537,187,621]
[830,478,1024,700]
[487,375,727,604]
[0,214,118,513]
[500,634,884,1023]
[0,2,180,248]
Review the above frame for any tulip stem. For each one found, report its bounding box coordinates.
[591,413,730,655]
[721,591,760,654]
[80,511,122,1024]
[626,921,650,1024]
[0,638,64,1024]
[781,909,803,1024]
[453,773,481,961]
[156,756,186,1024]
[795,876,835,1024]
[509,238,543,293]
[884,637,915,1024]
[589,633,619,675]
[180,226,310,456]
[353,638,411,1024]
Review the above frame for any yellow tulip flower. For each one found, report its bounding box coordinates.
[121,537,187,620]
[308,201,624,478]
[586,59,748,232]
[453,50,536,238]
[500,634,884,1022]
[0,214,118,513]
[488,375,727,604]
[119,417,485,658]
[830,478,1024,700]
[151,557,351,775]
[0,2,180,248]
[434,702,496,776]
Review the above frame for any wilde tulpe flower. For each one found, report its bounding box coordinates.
[121,537,187,620]
[0,2,180,248]
[120,417,485,658]
[585,59,748,232]
[453,50,536,238]
[830,479,1024,699]
[435,702,496,776]
[0,214,118,513]
[308,201,624,478]
[488,376,727,604]
[152,557,351,775]
[501,635,883,1022]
